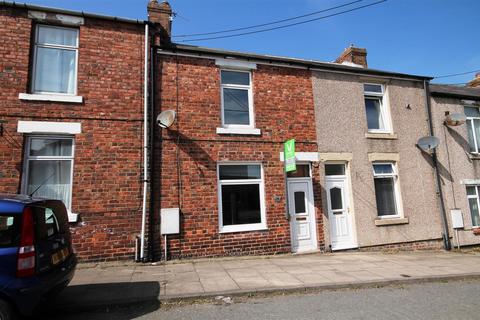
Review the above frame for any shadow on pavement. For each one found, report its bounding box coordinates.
[35,281,161,320]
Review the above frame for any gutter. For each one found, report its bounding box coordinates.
[424,80,452,251]
[2,0,145,25]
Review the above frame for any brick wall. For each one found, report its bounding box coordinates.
[155,55,324,259]
[0,6,145,261]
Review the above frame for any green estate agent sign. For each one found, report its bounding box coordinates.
[284,139,296,172]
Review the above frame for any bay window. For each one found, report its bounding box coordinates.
[217,164,266,233]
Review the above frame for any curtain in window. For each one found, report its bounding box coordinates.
[34,48,76,94]
[374,178,397,216]
[27,160,72,209]
[34,27,77,94]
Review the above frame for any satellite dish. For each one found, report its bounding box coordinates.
[445,113,466,126]
[417,136,439,152]
[157,110,176,129]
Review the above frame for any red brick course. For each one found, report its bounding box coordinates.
[358,239,444,252]
[155,55,324,259]
[0,6,146,262]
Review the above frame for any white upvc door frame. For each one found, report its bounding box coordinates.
[325,162,358,251]
[287,163,318,253]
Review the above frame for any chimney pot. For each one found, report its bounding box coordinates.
[335,46,368,68]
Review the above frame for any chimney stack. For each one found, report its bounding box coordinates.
[335,45,368,68]
[147,0,173,45]
[467,73,480,88]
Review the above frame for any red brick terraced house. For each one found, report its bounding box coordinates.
[0,2,148,261]
[3,0,471,262]
[145,2,325,259]
[147,2,439,259]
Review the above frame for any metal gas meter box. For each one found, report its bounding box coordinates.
[161,208,180,235]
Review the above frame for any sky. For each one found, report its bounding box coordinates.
[22,0,480,84]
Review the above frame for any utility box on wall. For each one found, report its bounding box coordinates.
[161,208,180,235]
[450,209,464,229]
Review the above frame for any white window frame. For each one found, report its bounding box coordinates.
[217,162,267,233]
[465,106,480,154]
[31,24,80,96]
[466,185,480,227]
[220,69,255,129]
[372,162,402,219]
[21,135,75,211]
[364,83,392,134]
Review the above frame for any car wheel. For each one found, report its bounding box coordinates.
[0,299,14,320]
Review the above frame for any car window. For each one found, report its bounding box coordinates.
[32,205,65,241]
[0,215,20,248]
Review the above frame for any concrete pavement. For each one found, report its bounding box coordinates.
[56,251,480,311]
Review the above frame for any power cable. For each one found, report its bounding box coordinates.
[434,69,480,79]
[176,0,388,42]
[173,0,363,38]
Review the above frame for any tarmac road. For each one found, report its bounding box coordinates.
[40,279,480,320]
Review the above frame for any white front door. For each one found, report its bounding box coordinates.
[326,177,357,250]
[288,179,318,253]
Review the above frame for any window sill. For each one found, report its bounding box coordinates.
[468,153,480,160]
[19,93,83,104]
[216,127,261,135]
[68,211,79,223]
[219,224,267,234]
[374,217,409,226]
[365,132,397,140]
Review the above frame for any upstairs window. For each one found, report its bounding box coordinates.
[465,106,480,153]
[220,70,253,127]
[373,163,400,218]
[364,84,390,132]
[32,25,79,95]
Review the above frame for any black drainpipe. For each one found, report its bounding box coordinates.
[424,80,452,251]
[148,27,158,262]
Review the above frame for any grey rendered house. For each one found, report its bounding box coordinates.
[430,78,480,247]
[313,47,447,251]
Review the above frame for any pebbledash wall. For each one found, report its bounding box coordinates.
[154,52,324,259]
[0,4,146,261]
[430,84,480,247]
[312,55,445,252]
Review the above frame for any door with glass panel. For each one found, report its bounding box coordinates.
[325,164,357,250]
[22,136,74,210]
[287,164,317,253]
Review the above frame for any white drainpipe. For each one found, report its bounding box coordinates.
[140,23,149,261]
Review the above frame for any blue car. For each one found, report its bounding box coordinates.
[0,195,77,319]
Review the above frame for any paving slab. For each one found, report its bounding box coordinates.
[55,251,480,312]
